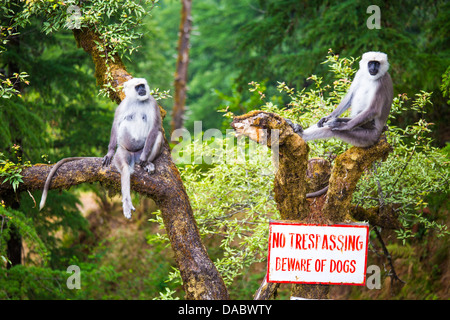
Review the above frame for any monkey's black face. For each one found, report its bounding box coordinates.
[368,61,380,76]
[135,84,147,96]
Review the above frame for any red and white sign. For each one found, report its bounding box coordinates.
[267,221,369,286]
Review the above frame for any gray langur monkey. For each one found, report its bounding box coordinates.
[289,51,393,148]
[40,78,163,220]
[287,52,393,198]
[102,78,163,219]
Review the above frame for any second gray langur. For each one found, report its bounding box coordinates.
[102,78,163,219]
[287,51,393,198]
[289,51,393,148]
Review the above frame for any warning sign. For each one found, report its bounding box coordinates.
[267,221,369,286]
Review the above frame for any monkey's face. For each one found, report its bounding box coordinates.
[367,61,380,76]
[135,84,147,97]
[123,78,150,101]
[360,51,389,80]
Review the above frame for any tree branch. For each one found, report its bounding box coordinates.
[231,111,310,221]
[350,205,401,229]
[323,137,392,222]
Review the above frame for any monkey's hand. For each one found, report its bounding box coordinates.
[102,152,114,167]
[327,119,349,131]
[317,116,331,128]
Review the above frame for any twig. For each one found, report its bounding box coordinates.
[374,227,405,284]
[387,149,415,198]
[372,162,385,207]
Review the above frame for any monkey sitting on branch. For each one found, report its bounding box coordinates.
[40,78,163,220]
[235,52,393,198]
[288,51,393,148]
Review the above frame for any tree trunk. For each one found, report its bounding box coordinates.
[6,225,22,269]
[171,0,192,133]
[5,29,23,267]
[232,111,392,300]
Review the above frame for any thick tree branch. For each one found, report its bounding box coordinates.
[254,274,280,300]
[232,111,310,220]
[350,205,401,229]
[323,137,392,222]
[73,27,131,103]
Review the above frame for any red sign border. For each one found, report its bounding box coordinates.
[267,221,370,286]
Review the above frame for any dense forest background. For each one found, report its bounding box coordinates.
[0,0,449,300]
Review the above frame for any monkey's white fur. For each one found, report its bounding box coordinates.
[349,52,389,117]
[359,51,389,80]
[117,79,155,155]
[123,78,151,101]
[301,51,393,147]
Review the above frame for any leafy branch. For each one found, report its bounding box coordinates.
[0,146,31,192]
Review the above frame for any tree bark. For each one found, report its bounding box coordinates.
[171,0,192,133]
[0,27,228,300]
[232,110,392,300]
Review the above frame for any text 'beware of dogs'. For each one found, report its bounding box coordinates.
[267,221,369,286]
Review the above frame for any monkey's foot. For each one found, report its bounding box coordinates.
[123,201,136,219]
[285,119,303,135]
[143,162,155,174]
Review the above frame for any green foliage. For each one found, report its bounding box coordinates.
[0,146,29,192]
[149,137,279,298]
[0,265,72,299]
[12,0,158,97]
[16,0,156,55]
[0,71,29,99]
[0,205,49,267]
[152,0,264,131]
[0,217,178,299]
[441,65,450,104]
[0,4,30,99]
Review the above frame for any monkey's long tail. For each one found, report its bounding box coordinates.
[39,157,97,211]
[306,185,329,198]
